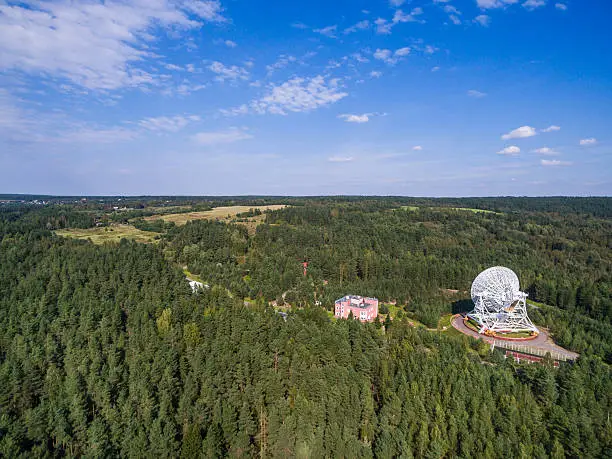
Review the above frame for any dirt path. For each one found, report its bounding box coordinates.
[451,314,579,361]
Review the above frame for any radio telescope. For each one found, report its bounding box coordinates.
[468,267,538,335]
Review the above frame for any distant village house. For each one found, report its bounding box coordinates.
[335,295,379,323]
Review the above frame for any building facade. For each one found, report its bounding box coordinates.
[334,295,379,323]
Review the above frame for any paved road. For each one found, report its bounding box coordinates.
[451,315,579,361]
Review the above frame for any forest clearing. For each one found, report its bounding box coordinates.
[142,205,287,225]
[55,224,161,244]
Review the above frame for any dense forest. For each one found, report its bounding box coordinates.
[0,196,610,457]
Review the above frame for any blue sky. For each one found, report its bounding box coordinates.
[0,0,610,196]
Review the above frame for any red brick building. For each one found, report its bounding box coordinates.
[334,295,379,323]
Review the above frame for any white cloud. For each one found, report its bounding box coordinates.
[209,61,250,82]
[182,0,225,21]
[138,115,200,133]
[542,125,561,132]
[313,25,337,38]
[523,0,547,10]
[555,3,568,10]
[224,40,237,48]
[431,66,441,72]
[497,146,521,155]
[0,0,225,90]
[374,49,393,63]
[352,53,370,63]
[338,114,371,123]
[467,89,487,98]
[501,126,537,140]
[449,15,462,25]
[251,76,348,115]
[389,0,406,6]
[370,71,383,78]
[541,159,572,166]
[328,156,354,162]
[580,138,597,146]
[474,14,491,26]
[266,55,297,74]
[374,47,411,65]
[477,0,519,9]
[413,145,423,151]
[375,7,423,34]
[533,147,559,155]
[192,128,252,145]
[374,18,394,34]
[0,88,202,145]
[344,20,370,34]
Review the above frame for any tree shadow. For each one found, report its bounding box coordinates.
[452,299,473,314]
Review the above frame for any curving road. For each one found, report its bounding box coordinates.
[451,315,579,361]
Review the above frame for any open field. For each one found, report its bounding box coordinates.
[143,205,287,225]
[55,225,160,244]
[143,205,288,234]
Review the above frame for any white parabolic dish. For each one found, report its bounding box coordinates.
[471,266,520,312]
[469,266,539,334]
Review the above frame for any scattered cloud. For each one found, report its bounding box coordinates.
[542,125,561,132]
[389,0,406,6]
[413,146,423,151]
[344,20,370,34]
[375,7,423,34]
[138,115,200,133]
[352,53,370,63]
[541,159,572,166]
[0,89,195,144]
[467,89,487,98]
[192,128,252,145]
[431,66,441,72]
[555,3,568,10]
[374,49,394,63]
[396,47,412,57]
[266,55,297,74]
[328,156,355,162]
[474,15,491,26]
[251,76,348,115]
[338,113,385,123]
[580,138,597,146]
[291,22,309,29]
[313,25,337,38]
[533,147,559,155]
[374,47,411,65]
[523,0,547,10]
[338,114,370,123]
[477,0,520,9]
[444,5,462,14]
[497,146,521,155]
[0,0,225,90]
[224,40,237,48]
[374,18,394,34]
[501,126,537,140]
[209,61,250,82]
[370,71,383,78]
